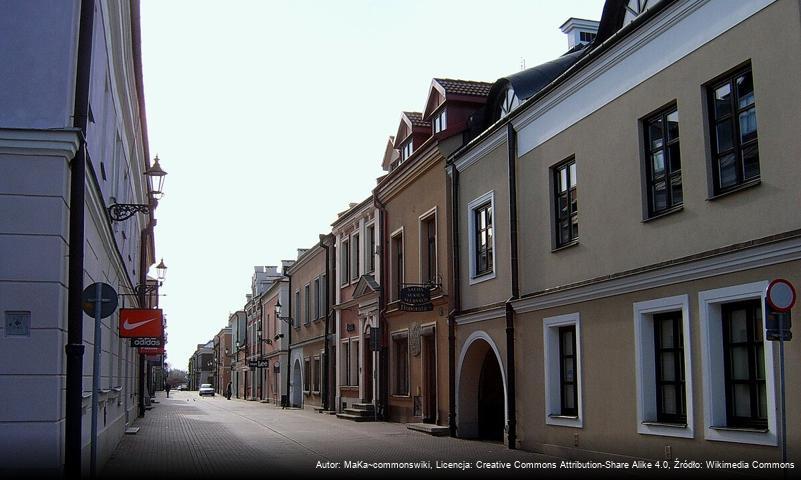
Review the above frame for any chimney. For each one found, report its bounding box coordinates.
[559,17,599,49]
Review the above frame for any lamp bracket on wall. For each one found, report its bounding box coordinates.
[108,203,151,222]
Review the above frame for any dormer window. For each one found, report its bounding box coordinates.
[580,31,596,43]
[433,109,447,134]
[500,86,519,118]
[401,140,413,162]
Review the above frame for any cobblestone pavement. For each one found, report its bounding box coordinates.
[101,391,686,479]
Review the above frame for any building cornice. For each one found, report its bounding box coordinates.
[0,128,81,158]
[452,128,506,173]
[513,231,801,314]
[375,145,443,202]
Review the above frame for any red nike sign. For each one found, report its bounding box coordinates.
[119,309,163,338]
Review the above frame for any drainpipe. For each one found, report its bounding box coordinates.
[505,124,519,449]
[373,194,388,420]
[65,0,94,476]
[285,271,292,406]
[446,164,460,438]
[320,234,333,411]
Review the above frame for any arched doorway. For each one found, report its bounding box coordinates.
[456,333,506,441]
[477,351,504,440]
[291,359,303,407]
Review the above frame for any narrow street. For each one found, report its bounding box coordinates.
[101,390,567,478]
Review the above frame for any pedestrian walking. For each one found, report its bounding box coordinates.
[226,381,232,400]
[165,383,171,398]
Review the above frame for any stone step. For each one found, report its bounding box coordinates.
[351,403,375,411]
[343,408,375,417]
[406,423,449,436]
[336,413,373,422]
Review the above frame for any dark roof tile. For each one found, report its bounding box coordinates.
[434,78,493,97]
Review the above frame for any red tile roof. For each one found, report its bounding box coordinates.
[434,78,493,97]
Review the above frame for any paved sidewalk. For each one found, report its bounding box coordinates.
[100,390,571,478]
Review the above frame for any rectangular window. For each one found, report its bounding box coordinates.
[313,356,320,393]
[644,105,682,215]
[393,335,409,395]
[341,341,350,386]
[708,66,759,193]
[653,311,686,423]
[544,313,582,428]
[553,159,578,247]
[313,278,320,320]
[304,284,311,325]
[304,358,311,392]
[340,238,350,285]
[421,214,436,284]
[295,290,301,328]
[433,109,447,134]
[579,31,596,43]
[474,203,493,276]
[366,224,375,273]
[722,300,766,429]
[350,339,360,387]
[352,233,360,280]
[320,274,327,318]
[391,232,404,300]
[559,326,578,416]
[401,140,413,161]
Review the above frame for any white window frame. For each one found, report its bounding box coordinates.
[340,237,350,286]
[467,191,496,285]
[365,222,376,273]
[351,231,360,282]
[698,281,777,446]
[433,108,447,133]
[543,312,582,428]
[633,295,694,438]
[418,206,438,285]
[350,339,360,387]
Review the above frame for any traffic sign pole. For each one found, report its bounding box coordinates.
[779,314,787,465]
[90,282,102,478]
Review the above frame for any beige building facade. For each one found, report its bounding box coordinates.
[450,0,800,462]
[376,80,490,426]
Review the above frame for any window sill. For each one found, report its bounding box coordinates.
[391,394,411,399]
[710,425,768,433]
[642,205,683,223]
[551,240,579,253]
[469,271,496,286]
[546,413,583,428]
[548,414,578,420]
[707,179,761,201]
[641,421,687,428]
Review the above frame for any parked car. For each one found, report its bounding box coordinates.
[198,384,214,396]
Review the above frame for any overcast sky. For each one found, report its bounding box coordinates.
[139,0,605,371]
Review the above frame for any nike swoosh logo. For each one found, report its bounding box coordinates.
[123,318,158,330]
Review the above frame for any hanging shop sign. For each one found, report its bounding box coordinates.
[139,346,164,355]
[130,337,162,348]
[257,358,269,369]
[120,309,163,338]
[248,359,258,369]
[399,286,433,312]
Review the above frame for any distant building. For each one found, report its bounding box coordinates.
[213,327,232,395]
[188,341,214,390]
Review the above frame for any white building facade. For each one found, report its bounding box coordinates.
[0,0,160,474]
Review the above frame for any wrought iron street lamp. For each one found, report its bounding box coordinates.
[108,155,167,222]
